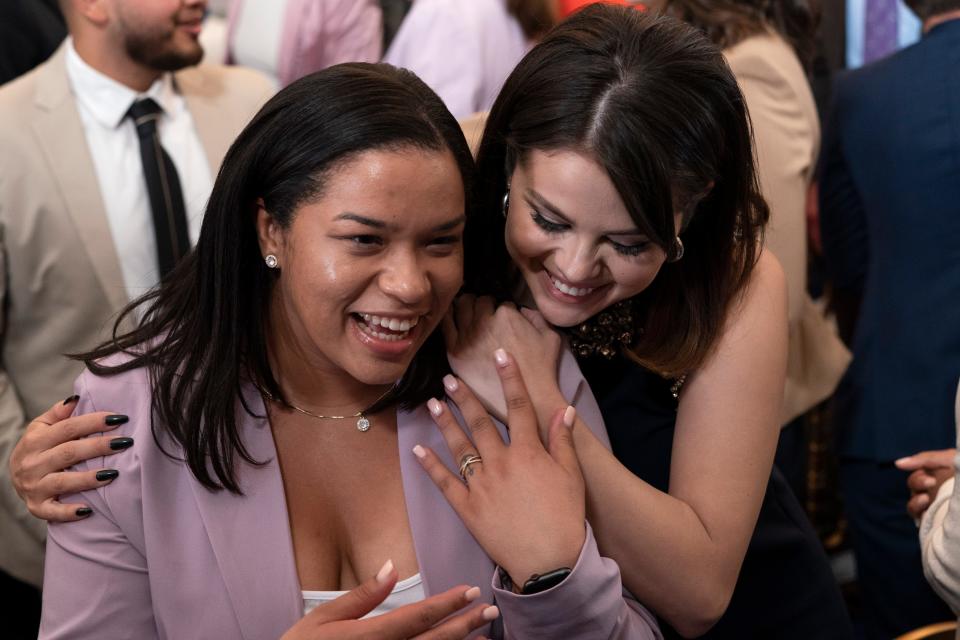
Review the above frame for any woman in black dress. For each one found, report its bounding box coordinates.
[446,5,854,637]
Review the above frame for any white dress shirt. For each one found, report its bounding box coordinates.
[64,38,212,302]
[384,0,529,119]
[846,0,921,68]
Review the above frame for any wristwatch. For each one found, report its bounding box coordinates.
[498,566,573,595]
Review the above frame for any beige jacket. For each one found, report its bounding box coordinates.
[725,33,851,425]
[920,382,960,624]
[0,44,273,586]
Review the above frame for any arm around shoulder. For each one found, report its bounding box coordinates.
[39,373,155,639]
[572,251,788,637]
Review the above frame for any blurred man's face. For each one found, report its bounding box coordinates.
[111,0,206,71]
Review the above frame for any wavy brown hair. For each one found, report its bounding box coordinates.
[466,5,767,376]
[661,0,821,71]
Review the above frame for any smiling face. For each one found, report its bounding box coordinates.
[258,147,465,389]
[506,148,679,327]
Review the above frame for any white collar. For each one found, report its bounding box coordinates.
[64,36,181,129]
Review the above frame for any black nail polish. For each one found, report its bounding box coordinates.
[105,414,129,427]
[96,469,119,482]
[75,507,93,518]
[109,437,134,450]
[62,394,80,406]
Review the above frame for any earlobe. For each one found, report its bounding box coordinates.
[255,199,282,262]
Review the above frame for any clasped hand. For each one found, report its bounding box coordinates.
[443,295,563,432]
[413,347,586,590]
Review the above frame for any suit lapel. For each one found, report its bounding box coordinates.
[188,385,302,640]
[31,45,127,312]
[397,405,498,605]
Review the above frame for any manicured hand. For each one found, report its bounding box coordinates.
[280,560,498,639]
[10,396,133,521]
[414,348,586,588]
[443,294,564,430]
[896,449,957,520]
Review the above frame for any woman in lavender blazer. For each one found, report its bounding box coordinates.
[35,63,658,639]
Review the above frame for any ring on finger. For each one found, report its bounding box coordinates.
[459,454,483,482]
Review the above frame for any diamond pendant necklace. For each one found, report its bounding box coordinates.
[260,384,396,432]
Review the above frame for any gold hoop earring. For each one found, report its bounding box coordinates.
[669,237,684,262]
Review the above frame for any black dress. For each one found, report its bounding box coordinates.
[579,354,854,639]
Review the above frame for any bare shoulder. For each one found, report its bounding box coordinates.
[731,250,788,330]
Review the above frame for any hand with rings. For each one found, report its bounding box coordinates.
[413,348,586,589]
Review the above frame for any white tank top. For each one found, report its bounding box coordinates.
[302,573,426,618]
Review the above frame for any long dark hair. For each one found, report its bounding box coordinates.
[466,5,767,376]
[662,0,821,71]
[77,64,477,493]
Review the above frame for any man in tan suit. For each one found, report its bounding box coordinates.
[0,0,272,632]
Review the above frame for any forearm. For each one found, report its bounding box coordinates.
[572,426,744,637]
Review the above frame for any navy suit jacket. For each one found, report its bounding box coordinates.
[820,18,960,461]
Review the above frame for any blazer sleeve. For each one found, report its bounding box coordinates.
[818,80,869,293]
[39,374,157,640]
[0,186,48,569]
[490,351,661,639]
[493,522,661,639]
[918,382,960,615]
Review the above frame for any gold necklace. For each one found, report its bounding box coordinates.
[260,385,396,432]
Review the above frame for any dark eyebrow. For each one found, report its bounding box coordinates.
[334,212,388,228]
[526,189,646,237]
[333,212,465,232]
[432,215,466,232]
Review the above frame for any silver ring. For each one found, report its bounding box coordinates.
[459,454,483,482]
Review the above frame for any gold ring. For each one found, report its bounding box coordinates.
[459,454,483,481]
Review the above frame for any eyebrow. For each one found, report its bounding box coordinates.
[525,189,646,237]
[334,212,466,232]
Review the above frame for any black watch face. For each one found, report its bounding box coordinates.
[521,568,572,594]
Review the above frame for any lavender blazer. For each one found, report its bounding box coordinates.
[39,350,660,639]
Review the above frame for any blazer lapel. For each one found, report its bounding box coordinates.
[188,385,302,640]
[397,405,499,605]
[31,45,127,312]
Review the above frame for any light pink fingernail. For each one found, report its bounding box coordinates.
[427,398,443,417]
[443,375,459,393]
[412,444,426,459]
[494,348,509,368]
[482,605,500,621]
[464,586,481,602]
[563,405,577,428]
[376,559,394,584]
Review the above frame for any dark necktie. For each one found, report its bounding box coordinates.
[127,98,191,277]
